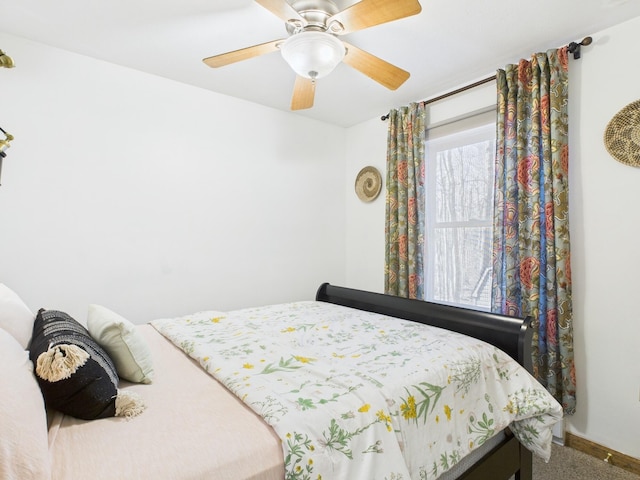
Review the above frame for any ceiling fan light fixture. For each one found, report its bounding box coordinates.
[280,31,345,80]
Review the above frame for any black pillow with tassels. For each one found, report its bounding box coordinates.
[29,308,145,420]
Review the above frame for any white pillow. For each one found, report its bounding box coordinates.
[0,327,51,480]
[0,283,36,349]
[87,304,155,384]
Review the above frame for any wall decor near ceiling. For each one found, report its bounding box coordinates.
[0,49,14,68]
[0,126,15,186]
[355,166,382,202]
[0,49,15,185]
[604,99,640,167]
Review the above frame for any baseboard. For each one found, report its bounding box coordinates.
[565,432,640,476]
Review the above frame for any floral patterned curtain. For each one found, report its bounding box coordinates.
[385,103,426,299]
[492,47,576,414]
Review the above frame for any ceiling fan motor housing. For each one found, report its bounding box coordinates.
[285,0,342,34]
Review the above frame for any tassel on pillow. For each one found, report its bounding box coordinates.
[115,390,146,418]
[36,344,90,382]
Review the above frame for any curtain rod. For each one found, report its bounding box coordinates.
[381,36,592,121]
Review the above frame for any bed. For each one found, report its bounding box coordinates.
[1,282,562,480]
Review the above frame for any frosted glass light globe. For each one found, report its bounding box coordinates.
[281,31,345,80]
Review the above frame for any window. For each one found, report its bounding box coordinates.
[424,114,496,310]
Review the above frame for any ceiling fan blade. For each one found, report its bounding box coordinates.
[254,0,304,23]
[203,39,284,68]
[328,0,422,35]
[291,76,315,110]
[342,42,410,90]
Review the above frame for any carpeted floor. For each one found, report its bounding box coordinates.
[533,444,640,479]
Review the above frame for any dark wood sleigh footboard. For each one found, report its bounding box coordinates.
[315,283,533,371]
[316,283,534,480]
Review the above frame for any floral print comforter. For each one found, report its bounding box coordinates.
[151,301,562,480]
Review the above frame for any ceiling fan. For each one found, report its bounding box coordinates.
[203,0,422,110]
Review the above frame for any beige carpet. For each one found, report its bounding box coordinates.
[533,444,640,480]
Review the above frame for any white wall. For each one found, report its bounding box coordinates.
[566,16,640,459]
[344,115,388,293]
[345,18,640,459]
[0,33,347,323]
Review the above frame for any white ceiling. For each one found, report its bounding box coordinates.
[1,0,639,127]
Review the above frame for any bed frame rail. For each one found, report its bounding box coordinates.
[316,283,533,373]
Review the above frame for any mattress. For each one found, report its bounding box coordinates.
[47,325,284,480]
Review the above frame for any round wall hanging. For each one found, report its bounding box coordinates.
[355,166,382,202]
[604,99,640,167]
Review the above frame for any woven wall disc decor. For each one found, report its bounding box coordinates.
[604,99,640,167]
[355,166,382,202]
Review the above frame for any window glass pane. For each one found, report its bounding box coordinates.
[424,121,495,311]
[435,140,494,223]
[431,226,493,309]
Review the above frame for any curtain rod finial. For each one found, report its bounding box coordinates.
[568,36,593,60]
